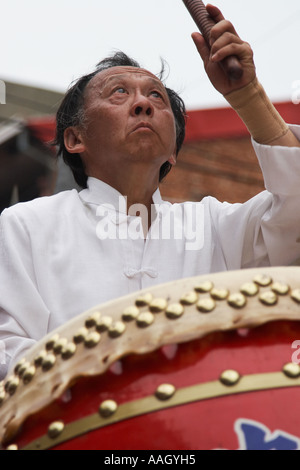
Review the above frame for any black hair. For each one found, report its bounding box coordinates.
[53,52,186,188]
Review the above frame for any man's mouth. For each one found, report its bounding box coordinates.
[132,122,154,132]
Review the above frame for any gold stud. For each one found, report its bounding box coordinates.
[149,298,168,313]
[259,291,278,306]
[0,389,6,406]
[34,350,48,367]
[291,289,300,304]
[240,282,259,297]
[84,331,101,349]
[46,334,60,351]
[6,444,18,450]
[122,306,140,322]
[14,358,26,375]
[5,377,20,396]
[95,316,113,333]
[108,321,126,338]
[136,311,154,328]
[16,361,31,379]
[22,366,36,385]
[53,338,68,355]
[135,293,153,307]
[73,327,89,344]
[180,291,198,305]
[210,288,229,301]
[61,342,77,360]
[4,376,12,392]
[155,383,176,401]
[282,362,300,378]
[253,274,272,287]
[271,282,290,296]
[99,399,118,418]
[194,281,214,293]
[48,421,65,439]
[197,298,216,313]
[165,303,184,320]
[227,293,247,309]
[42,354,56,372]
[220,370,241,386]
[85,311,101,328]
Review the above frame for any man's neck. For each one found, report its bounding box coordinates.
[88,169,160,236]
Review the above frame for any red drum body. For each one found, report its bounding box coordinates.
[1,268,300,450]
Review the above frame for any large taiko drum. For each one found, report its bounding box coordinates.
[1,267,300,451]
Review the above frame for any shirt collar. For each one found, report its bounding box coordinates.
[79,177,163,214]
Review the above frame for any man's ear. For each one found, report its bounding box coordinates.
[64,127,85,154]
[167,151,177,166]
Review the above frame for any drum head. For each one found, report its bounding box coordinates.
[1,267,300,450]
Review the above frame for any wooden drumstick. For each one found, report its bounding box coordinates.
[182,0,243,80]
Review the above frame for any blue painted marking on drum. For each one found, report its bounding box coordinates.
[233,419,300,450]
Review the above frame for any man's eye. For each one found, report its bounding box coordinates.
[150,90,163,99]
[114,87,127,94]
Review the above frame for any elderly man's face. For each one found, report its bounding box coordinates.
[67,66,177,180]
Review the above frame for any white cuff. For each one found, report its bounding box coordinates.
[252,124,300,196]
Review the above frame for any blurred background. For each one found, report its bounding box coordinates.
[1,0,300,212]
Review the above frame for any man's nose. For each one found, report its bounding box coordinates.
[131,94,154,117]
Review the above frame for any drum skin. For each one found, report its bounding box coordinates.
[1,268,300,450]
[5,320,300,451]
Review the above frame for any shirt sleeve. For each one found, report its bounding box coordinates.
[213,124,300,270]
[0,209,50,379]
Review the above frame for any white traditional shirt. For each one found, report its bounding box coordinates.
[1,126,300,377]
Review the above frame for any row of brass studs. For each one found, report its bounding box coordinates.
[2,274,299,409]
[44,384,177,443]
[0,317,122,404]
[193,275,300,313]
[6,361,300,450]
[45,361,300,441]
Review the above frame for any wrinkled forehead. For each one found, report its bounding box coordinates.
[87,66,165,93]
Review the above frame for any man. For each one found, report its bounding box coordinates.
[0,4,300,378]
